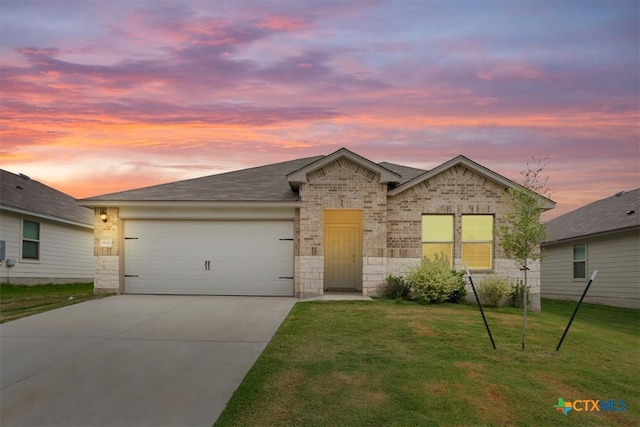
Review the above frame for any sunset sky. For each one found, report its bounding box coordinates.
[1,0,638,219]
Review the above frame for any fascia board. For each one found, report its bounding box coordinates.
[0,204,94,229]
[77,200,301,209]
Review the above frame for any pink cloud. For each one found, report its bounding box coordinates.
[258,14,311,31]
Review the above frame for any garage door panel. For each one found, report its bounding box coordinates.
[124,220,293,296]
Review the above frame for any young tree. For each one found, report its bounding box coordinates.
[497,158,551,350]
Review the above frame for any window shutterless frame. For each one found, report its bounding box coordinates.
[461,215,494,270]
[572,243,586,279]
[21,219,40,260]
[421,214,454,268]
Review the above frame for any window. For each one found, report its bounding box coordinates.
[22,220,40,260]
[573,244,586,279]
[422,215,453,267]
[461,215,493,270]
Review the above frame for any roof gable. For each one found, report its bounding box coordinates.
[0,169,93,227]
[388,155,555,210]
[544,188,640,243]
[286,148,401,190]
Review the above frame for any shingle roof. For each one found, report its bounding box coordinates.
[378,162,427,185]
[85,156,324,202]
[0,169,93,226]
[82,154,430,204]
[81,151,550,210]
[544,188,640,244]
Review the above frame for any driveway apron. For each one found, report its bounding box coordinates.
[0,295,297,427]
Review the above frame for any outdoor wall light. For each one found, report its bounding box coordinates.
[100,210,108,223]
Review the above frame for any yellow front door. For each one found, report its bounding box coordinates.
[324,210,363,290]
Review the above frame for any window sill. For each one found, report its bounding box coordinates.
[465,269,494,274]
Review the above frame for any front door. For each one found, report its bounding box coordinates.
[324,210,363,290]
[325,226,358,289]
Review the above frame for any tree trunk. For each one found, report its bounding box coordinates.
[521,259,528,350]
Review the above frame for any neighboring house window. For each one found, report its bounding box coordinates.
[22,220,40,260]
[421,215,454,267]
[461,215,493,270]
[573,244,586,279]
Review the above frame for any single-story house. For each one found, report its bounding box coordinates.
[541,188,639,309]
[0,169,94,285]
[79,148,554,309]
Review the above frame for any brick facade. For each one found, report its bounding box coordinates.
[295,160,540,309]
[297,157,388,297]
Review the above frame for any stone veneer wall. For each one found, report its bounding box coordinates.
[297,158,388,297]
[92,207,121,294]
[385,164,540,311]
[385,257,540,311]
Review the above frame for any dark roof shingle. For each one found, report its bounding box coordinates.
[86,156,324,202]
[1,169,93,226]
[378,162,427,185]
[544,188,640,243]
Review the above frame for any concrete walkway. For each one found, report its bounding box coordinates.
[0,295,297,427]
[300,291,373,302]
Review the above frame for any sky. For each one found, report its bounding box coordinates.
[1,0,638,219]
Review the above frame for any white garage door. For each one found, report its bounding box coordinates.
[124,220,294,296]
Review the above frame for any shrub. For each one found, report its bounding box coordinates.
[477,275,511,307]
[383,275,411,300]
[447,270,468,303]
[406,254,463,304]
[508,279,531,308]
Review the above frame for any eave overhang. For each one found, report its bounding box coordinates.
[0,204,94,229]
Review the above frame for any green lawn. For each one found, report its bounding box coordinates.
[216,299,639,427]
[0,282,109,323]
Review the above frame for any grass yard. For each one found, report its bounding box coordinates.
[0,282,109,323]
[216,299,639,427]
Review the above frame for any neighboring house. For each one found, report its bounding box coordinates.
[541,188,640,309]
[79,148,554,309]
[0,169,94,285]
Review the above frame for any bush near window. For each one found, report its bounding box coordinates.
[446,271,467,303]
[406,254,466,304]
[382,275,411,300]
[476,275,511,307]
[508,279,531,309]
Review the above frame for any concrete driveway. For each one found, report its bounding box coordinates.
[0,295,297,427]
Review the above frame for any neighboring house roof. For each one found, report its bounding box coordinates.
[543,188,640,244]
[79,148,554,210]
[0,169,93,227]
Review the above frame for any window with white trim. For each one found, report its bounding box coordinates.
[22,220,40,260]
[573,244,586,279]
